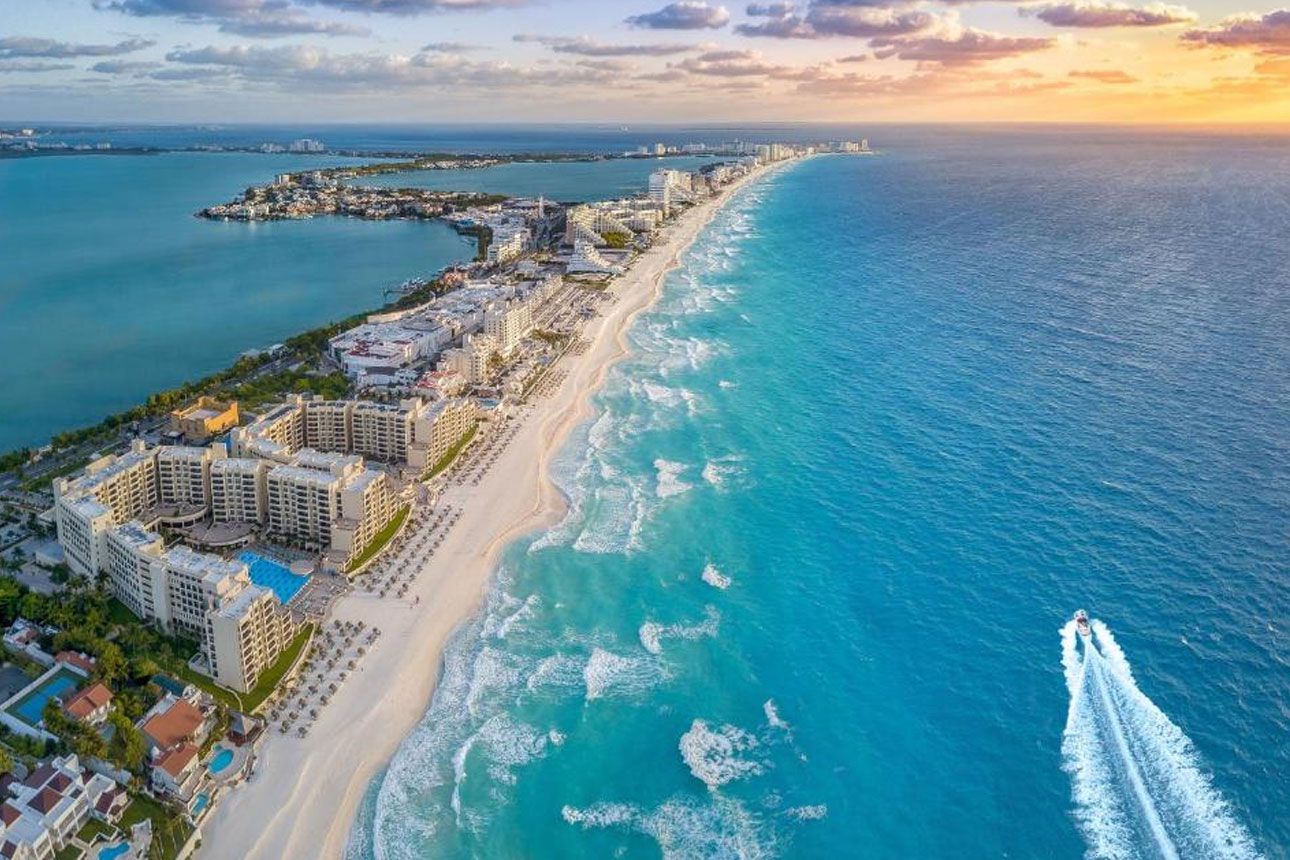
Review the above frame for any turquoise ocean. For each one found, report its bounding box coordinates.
[346,133,1290,859]
[3,126,1288,857]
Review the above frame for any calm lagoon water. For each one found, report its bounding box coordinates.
[0,151,474,452]
[356,155,719,202]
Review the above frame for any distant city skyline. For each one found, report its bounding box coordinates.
[1,0,1288,123]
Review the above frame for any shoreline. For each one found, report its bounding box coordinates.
[199,158,792,860]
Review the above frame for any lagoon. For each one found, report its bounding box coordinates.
[0,151,474,452]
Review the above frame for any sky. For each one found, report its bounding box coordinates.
[1,0,1288,124]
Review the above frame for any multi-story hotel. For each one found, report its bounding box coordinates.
[264,455,356,550]
[438,333,498,386]
[262,450,400,565]
[100,522,296,692]
[55,441,162,577]
[303,400,351,455]
[412,398,478,472]
[234,393,476,473]
[483,298,533,357]
[155,445,223,527]
[209,457,269,525]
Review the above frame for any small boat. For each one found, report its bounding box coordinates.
[1074,609,1092,639]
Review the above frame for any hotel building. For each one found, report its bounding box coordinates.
[483,298,533,357]
[234,394,477,473]
[209,457,269,526]
[102,526,296,693]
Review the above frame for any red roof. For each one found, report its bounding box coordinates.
[154,742,198,778]
[30,787,62,814]
[55,651,96,674]
[142,698,204,749]
[63,682,112,720]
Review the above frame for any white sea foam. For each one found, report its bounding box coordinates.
[526,652,585,692]
[701,455,745,491]
[679,719,765,790]
[463,646,522,718]
[638,605,721,655]
[561,794,776,860]
[1062,617,1262,860]
[583,647,665,702]
[572,478,649,555]
[784,804,828,821]
[477,713,549,788]
[562,802,638,828]
[701,563,732,590]
[654,459,693,499]
[763,699,789,732]
[638,622,665,656]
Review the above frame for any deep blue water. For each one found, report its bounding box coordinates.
[349,132,1290,859]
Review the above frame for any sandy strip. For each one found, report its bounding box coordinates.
[199,159,785,860]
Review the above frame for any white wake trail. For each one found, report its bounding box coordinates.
[1061,618,1262,860]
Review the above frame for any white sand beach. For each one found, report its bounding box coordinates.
[199,161,778,860]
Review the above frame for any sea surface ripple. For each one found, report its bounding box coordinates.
[349,129,1290,859]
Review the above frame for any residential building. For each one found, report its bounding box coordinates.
[0,755,126,860]
[61,683,112,726]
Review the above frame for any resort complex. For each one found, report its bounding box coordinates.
[0,137,867,859]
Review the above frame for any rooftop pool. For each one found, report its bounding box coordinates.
[239,551,308,604]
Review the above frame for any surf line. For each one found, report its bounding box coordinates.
[1084,645,1180,860]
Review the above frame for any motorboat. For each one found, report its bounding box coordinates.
[1074,609,1092,639]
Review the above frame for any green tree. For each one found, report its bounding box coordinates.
[107,711,146,773]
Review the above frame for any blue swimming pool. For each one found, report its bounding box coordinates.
[238,551,308,604]
[192,792,210,817]
[98,842,129,860]
[8,669,80,726]
[207,745,234,775]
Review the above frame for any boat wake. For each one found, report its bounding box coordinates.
[1061,617,1262,860]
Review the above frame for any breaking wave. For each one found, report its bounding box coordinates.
[638,605,721,655]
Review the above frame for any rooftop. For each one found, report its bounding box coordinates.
[141,697,204,749]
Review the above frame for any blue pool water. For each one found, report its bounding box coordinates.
[208,746,235,775]
[348,129,1290,859]
[193,793,211,817]
[98,842,129,860]
[10,672,79,726]
[239,552,308,605]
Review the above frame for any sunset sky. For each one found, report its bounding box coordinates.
[1,0,1288,123]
